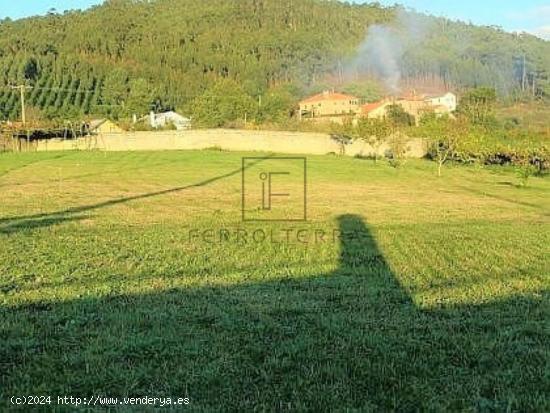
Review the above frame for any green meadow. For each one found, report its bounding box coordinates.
[1,150,549,411]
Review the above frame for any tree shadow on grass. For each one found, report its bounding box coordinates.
[0,153,71,180]
[0,215,547,411]
[0,214,90,235]
[0,155,207,190]
[0,156,270,234]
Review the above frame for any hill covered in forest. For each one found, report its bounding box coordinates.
[0,0,549,122]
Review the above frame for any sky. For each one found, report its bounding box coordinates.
[0,0,548,39]
[0,0,102,20]
[372,0,550,39]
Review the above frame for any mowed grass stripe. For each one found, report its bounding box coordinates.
[0,150,548,411]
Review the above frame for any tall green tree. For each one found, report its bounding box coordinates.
[420,116,469,177]
[126,78,153,117]
[258,85,298,124]
[386,104,415,127]
[190,79,257,128]
[101,68,129,118]
[457,87,497,126]
[356,118,392,163]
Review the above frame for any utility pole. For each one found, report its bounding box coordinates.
[521,55,527,92]
[10,84,33,126]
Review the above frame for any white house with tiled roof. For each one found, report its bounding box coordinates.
[424,92,457,113]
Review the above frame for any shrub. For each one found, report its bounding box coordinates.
[385,132,410,168]
[516,163,539,187]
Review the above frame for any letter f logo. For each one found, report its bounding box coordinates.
[260,172,290,210]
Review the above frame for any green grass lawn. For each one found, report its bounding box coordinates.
[1,150,549,411]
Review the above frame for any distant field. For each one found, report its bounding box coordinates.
[497,102,550,135]
[1,151,549,411]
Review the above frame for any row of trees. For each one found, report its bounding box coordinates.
[419,115,548,184]
[329,92,548,180]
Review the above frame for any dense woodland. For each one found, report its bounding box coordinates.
[0,0,549,123]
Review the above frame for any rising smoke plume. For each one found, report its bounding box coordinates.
[349,9,431,94]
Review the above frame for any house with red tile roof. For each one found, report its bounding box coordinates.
[361,99,394,119]
[298,90,360,121]
[298,90,457,125]
[361,91,457,124]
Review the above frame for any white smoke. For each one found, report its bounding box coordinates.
[357,25,403,93]
[350,9,431,94]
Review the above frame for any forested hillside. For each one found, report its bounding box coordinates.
[0,0,549,121]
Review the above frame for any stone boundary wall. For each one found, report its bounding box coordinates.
[34,129,428,158]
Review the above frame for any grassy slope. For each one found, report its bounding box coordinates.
[0,151,549,411]
[497,102,550,136]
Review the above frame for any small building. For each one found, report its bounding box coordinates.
[424,92,457,113]
[361,99,394,120]
[360,91,457,124]
[395,97,432,124]
[149,111,191,130]
[299,91,360,120]
[89,119,124,134]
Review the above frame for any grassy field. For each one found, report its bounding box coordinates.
[497,102,550,135]
[1,150,549,411]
